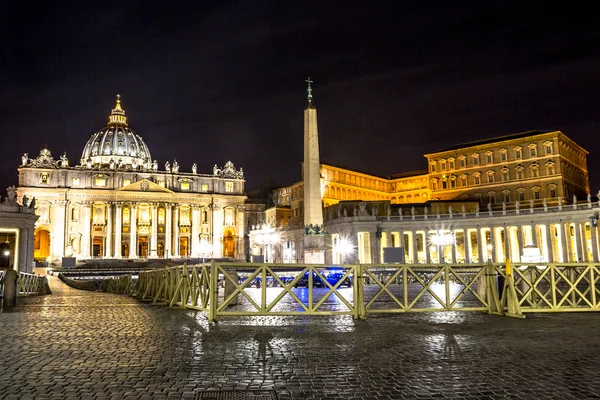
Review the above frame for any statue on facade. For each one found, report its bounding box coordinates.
[152,160,158,171]
[213,164,219,176]
[411,206,416,216]
[86,158,92,168]
[60,153,69,168]
[21,153,29,166]
[372,205,378,216]
[109,158,115,169]
[192,163,197,174]
[543,197,547,207]
[398,207,403,216]
[588,192,592,203]
[6,186,17,204]
[530,199,534,209]
[558,197,563,207]
[165,161,171,173]
[461,204,466,214]
[425,206,430,217]
[502,202,507,212]
[386,205,391,217]
[487,202,492,212]
[172,159,179,173]
[337,207,341,219]
[22,195,29,207]
[29,197,36,209]
[353,206,358,216]
[448,205,453,215]
[358,201,367,216]
[343,207,348,218]
[515,200,520,211]
[132,159,137,170]
[239,168,244,178]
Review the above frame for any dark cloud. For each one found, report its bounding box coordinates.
[1,1,600,192]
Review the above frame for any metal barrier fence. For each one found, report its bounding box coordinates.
[1,270,51,297]
[83,260,600,320]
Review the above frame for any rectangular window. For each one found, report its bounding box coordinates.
[180,182,190,190]
[225,181,233,192]
[534,191,540,200]
[519,192,525,201]
[441,162,446,171]
[515,149,522,159]
[442,181,447,189]
[40,173,49,184]
[461,177,467,187]
[450,180,456,188]
[530,147,537,157]
[545,145,552,154]
[504,193,510,202]
[532,169,539,178]
[473,156,479,165]
[502,171,509,181]
[487,174,494,183]
[158,181,165,187]
[459,158,465,168]
[123,179,130,187]
[449,160,455,169]
[72,177,80,185]
[550,188,557,198]
[474,176,481,185]
[501,153,507,162]
[486,154,493,164]
[95,177,106,187]
[201,184,209,192]
[516,170,524,180]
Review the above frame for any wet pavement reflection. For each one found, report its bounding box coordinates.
[1,275,599,399]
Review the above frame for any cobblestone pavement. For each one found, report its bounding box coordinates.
[2,275,600,399]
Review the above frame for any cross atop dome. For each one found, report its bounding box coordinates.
[109,94,128,125]
[305,77,315,109]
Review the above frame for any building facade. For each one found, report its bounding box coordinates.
[250,82,596,266]
[17,97,247,263]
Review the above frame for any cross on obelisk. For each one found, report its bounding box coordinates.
[305,77,313,101]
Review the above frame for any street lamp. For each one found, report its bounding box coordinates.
[486,244,493,263]
[255,227,280,263]
[334,237,354,265]
[430,230,454,263]
[199,238,213,265]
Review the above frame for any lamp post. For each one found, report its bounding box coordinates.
[431,230,454,264]
[199,238,213,265]
[256,227,279,263]
[487,243,494,263]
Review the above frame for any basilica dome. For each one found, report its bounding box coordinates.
[80,96,152,170]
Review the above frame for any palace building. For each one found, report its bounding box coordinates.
[249,82,598,266]
[17,97,247,263]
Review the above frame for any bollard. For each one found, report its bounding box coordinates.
[3,269,18,308]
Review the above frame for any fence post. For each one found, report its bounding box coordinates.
[208,259,218,322]
[486,260,502,315]
[356,263,366,319]
[3,269,18,307]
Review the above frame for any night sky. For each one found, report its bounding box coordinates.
[2,1,600,195]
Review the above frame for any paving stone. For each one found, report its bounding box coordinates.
[2,275,600,399]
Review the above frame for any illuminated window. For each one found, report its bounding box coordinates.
[501,168,509,181]
[201,184,209,192]
[488,191,496,204]
[533,187,541,199]
[158,209,165,224]
[531,167,539,178]
[72,177,80,185]
[516,168,524,180]
[472,154,479,165]
[123,179,130,187]
[181,181,190,190]
[432,180,438,190]
[40,173,49,184]
[93,206,104,224]
[442,179,447,189]
[123,208,130,224]
[485,152,493,164]
[158,181,165,187]
[459,157,466,168]
[503,191,511,203]
[95,174,106,187]
[546,164,555,175]
[440,160,447,171]
[460,176,467,187]
[487,171,495,183]
[450,177,456,188]
[474,173,481,185]
[500,150,507,162]
[449,159,455,169]
[544,142,553,155]
[529,145,537,157]
[225,181,233,192]
[518,190,525,201]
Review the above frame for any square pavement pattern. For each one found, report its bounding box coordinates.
[1,275,600,399]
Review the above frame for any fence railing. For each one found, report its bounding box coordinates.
[1,270,51,298]
[61,261,600,320]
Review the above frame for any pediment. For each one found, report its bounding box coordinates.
[116,179,173,193]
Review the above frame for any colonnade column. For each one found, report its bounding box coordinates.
[530,224,538,248]
[114,202,122,258]
[129,203,137,258]
[590,222,599,262]
[544,224,554,262]
[172,206,180,257]
[165,204,172,259]
[465,229,472,263]
[493,227,503,262]
[150,203,158,258]
[423,232,431,264]
[515,226,524,262]
[477,229,484,263]
[105,202,113,258]
[236,205,245,260]
[81,201,91,258]
[574,222,585,262]
[370,231,379,264]
[450,230,458,263]
[559,223,569,262]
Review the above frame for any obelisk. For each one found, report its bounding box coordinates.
[303,78,325,263]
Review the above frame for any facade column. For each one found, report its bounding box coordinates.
[423,232,431,264]
[450,230,457,263]
[191,205,201,257]
[515,226,524,262]
[81,201,91,258]
[236,205,245,261]
[211,204,223,257]
[590,222,599,262]
[493,227,503,262]
[573,222,588,262]
[504,226,510,261]
[559,223,569,262]
[51,200,68,260]
[114,202,122,258]
[150,203,158,258]
[105,202,113,258]
[172,206,180,257]
[530,224,538,248]
[129,203,138,258]
[165,203,172,259]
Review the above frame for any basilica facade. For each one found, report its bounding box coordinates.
[17,97,247,263]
